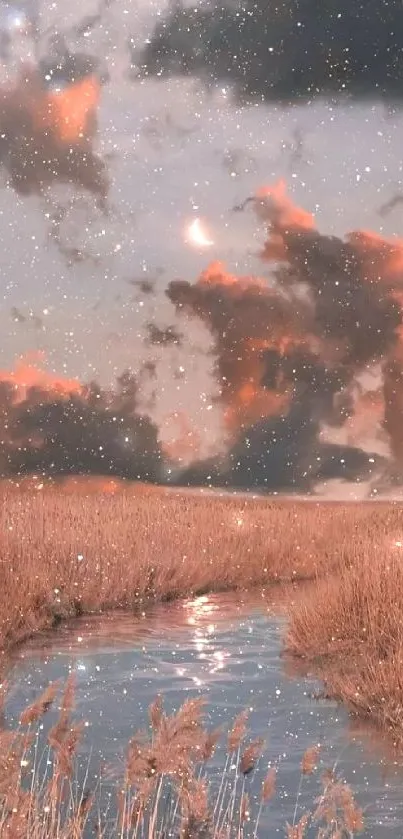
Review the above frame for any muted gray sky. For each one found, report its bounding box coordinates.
[0,0,402,469]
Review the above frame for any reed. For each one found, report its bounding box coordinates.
[0,679,364,838]
[0,481,400,657]
[286,539,403,740]
[2,481,403,743]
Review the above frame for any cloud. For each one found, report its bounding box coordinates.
[166,182,402,490]
[137,0,403,104]
[0,363,161,481]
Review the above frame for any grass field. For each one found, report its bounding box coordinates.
[1,481,403,743]
[286,543,403,741]
[0,483,397,646]
[0,481,401,835]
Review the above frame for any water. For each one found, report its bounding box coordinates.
[5,591,403,836]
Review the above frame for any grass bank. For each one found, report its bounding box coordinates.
[3,482,403,744]
[286,540,403,742]
[0,483,400,658]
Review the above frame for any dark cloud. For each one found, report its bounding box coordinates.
[128,278,156,296]
[378,193,403,218]
[166,184,402,490]
[0,59,108,198]
[137,0,403,104]
[228,394,386,491]
[0,372,161,481]
[71,0,114,40]
[1,182,402,492]
[10,307,26,325]
[10,308,43,329]
[146,323,183,346]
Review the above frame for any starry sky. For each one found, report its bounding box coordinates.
[1,0,403,384]
[1,0,403,485]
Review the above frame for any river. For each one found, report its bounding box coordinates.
[4,591,403,836]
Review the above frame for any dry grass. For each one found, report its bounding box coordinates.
[0,477,163,497]
[0,679,364,838]
[286,540,403,740]
[2,481,403,743]
[0,484,401,658]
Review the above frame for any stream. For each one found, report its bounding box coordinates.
[5,592,403,836]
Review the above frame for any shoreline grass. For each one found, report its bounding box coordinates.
[1,481,403,748]
[0,483,400,658]
[1,482,402,832]
[286,545,403,743]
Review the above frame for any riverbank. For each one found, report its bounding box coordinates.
[0,484,397,654]
[286,543,403,743]
[2,484,403,745]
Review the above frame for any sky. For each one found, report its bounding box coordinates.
[1,0,403,490]
[1,0,403,384]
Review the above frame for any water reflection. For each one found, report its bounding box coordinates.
[184,595,235,682]
[5,593,403,836]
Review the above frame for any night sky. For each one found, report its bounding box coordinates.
[1,0,403,489]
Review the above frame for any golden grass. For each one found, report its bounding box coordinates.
[286,541,403,740]
[0,679,364,838]
[0,484,401,659]
[2,482,403,744]
[0,476,164,496]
